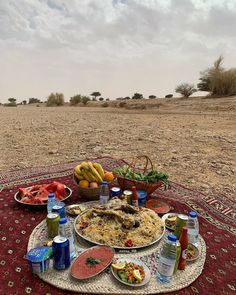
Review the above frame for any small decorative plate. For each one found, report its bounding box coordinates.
[146,199,171,215]
[187,244,199,262]
[111,258,151,287]
[161,213,178,231]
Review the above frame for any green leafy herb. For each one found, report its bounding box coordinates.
[114,165,170,189]
[86,257,101,267]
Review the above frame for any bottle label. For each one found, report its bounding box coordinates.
[132,200,139,207]
[182,249,187,259]
[158,257,175,277]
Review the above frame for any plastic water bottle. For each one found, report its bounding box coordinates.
[186,211,199,247]
[157,234,177,284]
[99,181,110,205]
[59,218,76,260]
[47,193,57,213]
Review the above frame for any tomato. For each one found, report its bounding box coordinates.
[125,239,134,247]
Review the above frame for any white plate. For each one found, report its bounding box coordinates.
[162,213,178,231]
[111,258,151,287]
[162,213,188,231]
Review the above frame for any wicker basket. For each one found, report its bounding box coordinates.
[73,174,101,200]
[73,174,115,200]
[115,155,165,196]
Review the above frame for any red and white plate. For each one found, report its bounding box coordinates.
[70,245,115,280]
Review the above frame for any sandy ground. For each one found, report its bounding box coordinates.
[0,96,235,199]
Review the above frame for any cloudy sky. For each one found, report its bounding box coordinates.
[0,0,236,102]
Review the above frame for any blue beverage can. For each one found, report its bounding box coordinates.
[52,236,70,270]
[110,187,122,198]
[52,202,65,218]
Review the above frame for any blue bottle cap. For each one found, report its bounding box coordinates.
[48,193,55,199]
[189,211,197,218]
[167,234,177,242]
[101,181,108,186]
[59,218,67,224]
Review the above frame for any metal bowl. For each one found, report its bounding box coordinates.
[14,186,72,207]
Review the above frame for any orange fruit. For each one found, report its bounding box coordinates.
[103,172,114,182]
[79,180,89,188]
[90,182,98,188]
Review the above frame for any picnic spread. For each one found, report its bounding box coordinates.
[0,156,235,295]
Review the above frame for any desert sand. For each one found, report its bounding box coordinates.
[0,96,235,199]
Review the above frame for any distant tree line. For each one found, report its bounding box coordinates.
[2,55,235,107]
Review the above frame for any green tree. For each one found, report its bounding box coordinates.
[149,95,156,99]
[132,93,143,99]
[198,55,236,96]
[47,93,64,106]
[28,98,41,104]
[90,91,101,101]
[81,96,90,105]
[175,83,197,98]
[8,98,16,103]
[22,100,27,105]
[70,95,81,105]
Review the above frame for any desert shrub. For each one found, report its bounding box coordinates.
[29,98,41,104]
[165,94,173,98]
[99,97,104,101]
[119,101,127,108]
[124,96,131,100]
[132,93,143,99]
[102,102,109,107]
[198,55,236,96]
[47,93,64,106]
[106,98,110,101]
[149,95,156,99]
[70,95,81,105]
[81,96,90,105]
[175,83,197,98]
[22,100,27,105]
[4,98,17,107]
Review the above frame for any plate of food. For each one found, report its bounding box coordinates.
[14,181,72,206]
[70,245,114,280]
[146,199,171,215]
[65,204,87,216]
[187,244,199,262]
[161,213,179,231]
[74,197,165,249]
[111,258,151,287]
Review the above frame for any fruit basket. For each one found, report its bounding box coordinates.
[73,174,101,200]
[114,155,169,196]
[73,161,115,200]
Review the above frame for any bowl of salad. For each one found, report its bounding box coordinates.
[111,258,151,287]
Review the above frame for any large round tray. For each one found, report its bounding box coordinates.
[27,218,206,295]
[73,209,165,250]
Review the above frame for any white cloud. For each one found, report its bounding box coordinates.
[0,0,235,101]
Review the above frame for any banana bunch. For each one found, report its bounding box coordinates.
[74,161,105,184]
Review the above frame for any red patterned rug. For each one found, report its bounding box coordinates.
[0,157,235,295]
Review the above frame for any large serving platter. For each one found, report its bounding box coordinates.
[73,209,165,250]
[14,186,72,207]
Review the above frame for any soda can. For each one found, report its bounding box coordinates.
[110,187,122,198]
[174,214,188,239]
[52,236,70,270]
[123,190,132,205]
[47,213,60,239]
[52,202,65,218]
